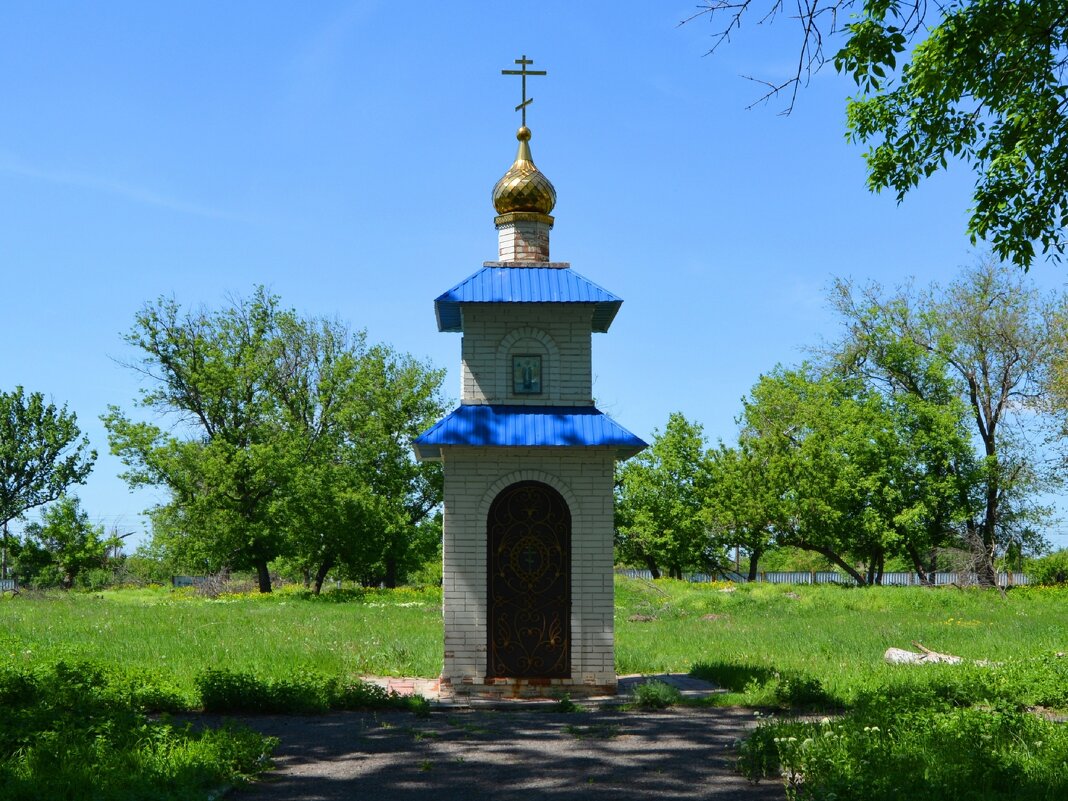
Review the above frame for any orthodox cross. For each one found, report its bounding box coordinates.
[501,55,546,127]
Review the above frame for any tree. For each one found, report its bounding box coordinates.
[737,364,974,584]
[615,412,722,579]
[104,289,300,592]
[0,387,96,579]
[686,0,1068,269]
[738,367,882,585]
[19,495,115,589]
[104,289,447,593]
[267,340,444,593]
[831,258,1061,583]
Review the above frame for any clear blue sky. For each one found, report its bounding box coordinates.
[3,1,1066,550]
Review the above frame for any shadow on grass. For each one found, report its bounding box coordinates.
[688,662,778,693]
[689,662,836,709]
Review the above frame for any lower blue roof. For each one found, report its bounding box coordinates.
[413,405,646,461]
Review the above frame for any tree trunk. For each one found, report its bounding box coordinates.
[643,556,661,580]
[977,421,1000,588]
[875,553,885,586]
[1,521,8,580]
[313,554,335,596]
[384,555,398,589]
[747,549,761,583]
[976,550,998,587]
[906,543,933,585]
[255,560,272,593]
[798,544,868,586]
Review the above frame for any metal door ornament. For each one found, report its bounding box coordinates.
[487,481,571,678]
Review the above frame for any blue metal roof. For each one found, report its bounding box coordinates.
[413,405,646,461]
[434,266,623,333]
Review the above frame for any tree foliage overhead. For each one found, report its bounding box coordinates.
[104,288,446,593]
[688,0,1068,269]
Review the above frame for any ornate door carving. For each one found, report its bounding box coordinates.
[487,481,571,678]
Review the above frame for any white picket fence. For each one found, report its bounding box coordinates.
[615,568,1030,587]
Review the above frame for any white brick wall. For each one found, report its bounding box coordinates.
[440,446,618,695]
[459,305,596,406]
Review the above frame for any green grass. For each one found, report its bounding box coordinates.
[3,579,1065,706]
[0,584,443,697]
[4,578,1067,800]
[614,578,1067,706]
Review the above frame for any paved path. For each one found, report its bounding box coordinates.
[360,672,728,706]
[219,675,786,801]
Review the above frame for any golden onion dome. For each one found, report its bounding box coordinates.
[492,126,556,215]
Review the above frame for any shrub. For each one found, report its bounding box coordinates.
[196,668,429,714]
[1025,549,1068,586]
[771,671,831,708]
[0,660,275,800]
[196,668,331,713]
[738,699,1068,801]
[632,679,682,709]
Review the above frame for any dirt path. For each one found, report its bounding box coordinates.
[221,706,786,801]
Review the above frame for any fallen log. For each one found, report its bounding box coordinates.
[884,642,963,665]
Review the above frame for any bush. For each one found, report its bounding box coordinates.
[632,679,682,709]
[1025,549,1068,585]
[0,660,275,801]
[196,668,428,714]
[738,699,1068,801]
[196,668,331,713]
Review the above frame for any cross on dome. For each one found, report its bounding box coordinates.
[501,54,546,128]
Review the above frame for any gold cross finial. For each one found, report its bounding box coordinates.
[501,54,547,127]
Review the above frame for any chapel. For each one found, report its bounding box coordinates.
[414,57,645,697]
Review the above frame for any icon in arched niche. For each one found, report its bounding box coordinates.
[487,480,571,678]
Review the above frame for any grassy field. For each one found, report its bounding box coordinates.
[0,585,443,698]
[3,578,1067,800]
[1,577,1064,702]
[615,579,1067,705]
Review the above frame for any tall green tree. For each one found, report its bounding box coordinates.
[18,495,115,589]
[738,365,973,584]
[615,412,721,579]
[104,289,299,592]
[104,289,446,593]
[0,387,96,579]
[686,0,1068,269]
[831,259,1061,583]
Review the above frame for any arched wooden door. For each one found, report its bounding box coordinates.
[487,481,571,678]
